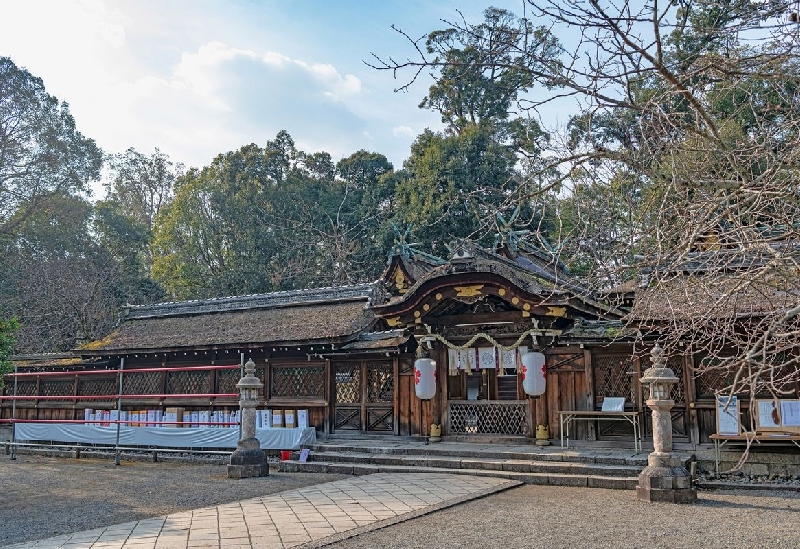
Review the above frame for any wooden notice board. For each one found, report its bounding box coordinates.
[756,399,800,434]
[716,395,740,435]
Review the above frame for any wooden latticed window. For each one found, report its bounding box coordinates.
[78,376,117,402]
[11,380,37,404]
[214,367,265,398]
[594,355,635,407]
[40,380,74,397]
[124,370,164,395]
[216,368,238,394]
[334,362,361,403]
[668,356,686,404]
[270,365,324,398]
[166,369,211,394]
[217,367,266,397]
[366,362,393,403]
[695,355,732,397]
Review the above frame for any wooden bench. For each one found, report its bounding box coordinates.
[709,433,800,473]
[558,398,642,453]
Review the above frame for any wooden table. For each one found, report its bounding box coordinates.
[709,433,800,473]
[558,410,642,453]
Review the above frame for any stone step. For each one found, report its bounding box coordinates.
[303,443,648,467]
[297,450,642,477]
[278,460,639,490]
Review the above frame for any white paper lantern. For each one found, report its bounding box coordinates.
[521,352,546,396]
[414,358,437,400]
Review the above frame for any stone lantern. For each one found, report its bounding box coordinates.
[636,344,695,503]
[228,358,268,478]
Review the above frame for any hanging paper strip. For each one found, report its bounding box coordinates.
[478,347,497,369]
[465,348,476,374]
[447,349,458,376]
[500,349,517,375]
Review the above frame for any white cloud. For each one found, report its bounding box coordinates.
[92,41,371,169]
[393,125,415,138]
[0,1,450,174]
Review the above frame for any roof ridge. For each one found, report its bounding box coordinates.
[125,283,379,320]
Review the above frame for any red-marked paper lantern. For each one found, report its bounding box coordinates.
[521,352,546,396]
[414,358,437,400]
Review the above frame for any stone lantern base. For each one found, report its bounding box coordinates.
[227,437,269,478]
[636,453,696,503]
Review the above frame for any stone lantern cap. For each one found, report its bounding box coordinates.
[236,358,262,390]
[640,367,679,386]
[640,344,678,386]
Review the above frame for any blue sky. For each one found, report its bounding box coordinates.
[1,0,533,189]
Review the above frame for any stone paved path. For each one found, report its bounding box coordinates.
[4,473,518,549]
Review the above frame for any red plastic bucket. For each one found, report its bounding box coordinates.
[280,450,291,461]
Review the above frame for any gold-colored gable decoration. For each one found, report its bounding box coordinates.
[393,269,407,294]
[546,306,567,317]
[454,285,484,297]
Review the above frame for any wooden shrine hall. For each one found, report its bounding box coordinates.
[4,236,790,450]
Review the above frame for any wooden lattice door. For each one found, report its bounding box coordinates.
[593,354,638,439]
[332,360,395,433]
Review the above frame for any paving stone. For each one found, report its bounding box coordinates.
[14,472,517,549]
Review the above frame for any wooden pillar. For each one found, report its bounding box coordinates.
[35,374,41,421]
[392,357,399,435]
[73,373,79,418]
[527,395,535,439]
[633,354,645,437]
[323,358,330,436]
[584,348,597,440]
[434,343,447,432]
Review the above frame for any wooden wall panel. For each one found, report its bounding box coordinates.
[398,372,416,436]
[542,349,588,440]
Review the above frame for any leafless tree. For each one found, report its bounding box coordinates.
[372,1,800,406]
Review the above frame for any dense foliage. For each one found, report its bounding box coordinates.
[1,0,798,385]
[0,309,18,387]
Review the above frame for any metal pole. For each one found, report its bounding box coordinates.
[10,363,18,460]
[114,357,125,466]
[238,352,244,439]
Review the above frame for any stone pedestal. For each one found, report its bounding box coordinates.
[228,437,269,478]
[636,452,696,503]
[228,359,268,478]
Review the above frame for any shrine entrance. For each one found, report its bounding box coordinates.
[331,359,396,434]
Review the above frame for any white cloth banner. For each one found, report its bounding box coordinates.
[14,423,316,449]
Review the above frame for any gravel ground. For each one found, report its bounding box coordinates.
[326,483,800,549]
[0,454,346,547]
[2,443,800,549]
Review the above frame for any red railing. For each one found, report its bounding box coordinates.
[1,362,248,429]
